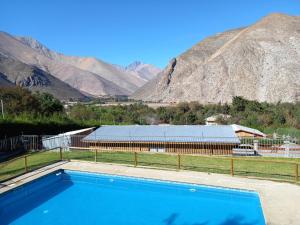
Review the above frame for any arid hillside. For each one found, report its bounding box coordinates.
[133,13,300,103]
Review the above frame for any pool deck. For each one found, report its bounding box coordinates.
[1,161,300,225]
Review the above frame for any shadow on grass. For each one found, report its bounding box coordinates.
[234,170,294,180]
[181,165,294,180]
[182,165,230,175]
[138,161,177,169]
[98,158,134,164]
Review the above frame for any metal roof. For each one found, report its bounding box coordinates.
[43,127,95,140]
[83,125,240,144]
[231,124,266,137]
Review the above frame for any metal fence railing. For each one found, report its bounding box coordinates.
[1,135,300,158]
[0,136,23,152]
[67,135,300,158]
[0,135,43,153]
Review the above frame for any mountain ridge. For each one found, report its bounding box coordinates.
[14,34,146,94]
[0,31,160,99]
[132,13,300,103]
[16,36,161,83]
[0,31,130,97]
[0,53,86,100]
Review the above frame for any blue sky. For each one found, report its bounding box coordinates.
[0,0,299,68]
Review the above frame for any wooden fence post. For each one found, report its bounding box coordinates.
[178,154,181,170]
[59,147,63,160]
[295,163,299,182]
[230,158,234,176]
[95,149,98,162]
[134,152,138,167]
[24,156,28,173]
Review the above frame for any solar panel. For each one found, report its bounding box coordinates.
[83,125,240,144]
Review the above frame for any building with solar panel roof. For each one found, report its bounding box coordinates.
[83,125,241,155]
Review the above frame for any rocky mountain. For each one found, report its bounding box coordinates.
[115,61,161,81]
[0,32,157,99]
[0,54,86,100]
[0,73,14,87]
[16,36,151,93]
[132,13,300,103]
[0,32,130,97]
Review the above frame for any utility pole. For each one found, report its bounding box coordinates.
[1,99,4,119]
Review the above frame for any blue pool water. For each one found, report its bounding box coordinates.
[0,170,265,225]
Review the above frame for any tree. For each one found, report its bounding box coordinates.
[69,104,97,121]
[246,100,263,112]
[232,96,248,112]
[189,101,202,112]
[35,92,63,115]
[186,112,197,124]
[0,87,40,115]
[177,102,190,113]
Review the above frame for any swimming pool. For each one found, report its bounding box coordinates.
[0,170,265,225]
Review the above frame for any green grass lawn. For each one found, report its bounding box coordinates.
[61,150,300,182]
[0,151,61,182]
[1,149,300,183]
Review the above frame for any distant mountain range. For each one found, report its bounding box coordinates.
[0,32,160,100]
[133,13,300,103]
[1,13,299,103]
[115,61,161,81]
[0,55,86,99]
